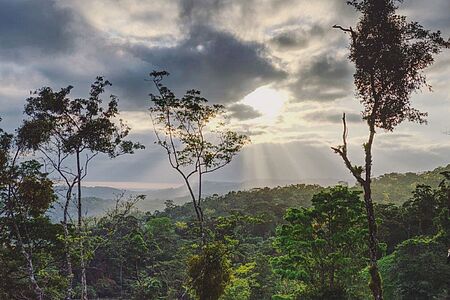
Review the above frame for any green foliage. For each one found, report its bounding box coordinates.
[148,70,249,241]
[373,175,450,299]
[271,278,307,300]
[18,77,143,156]
[0,122,64,299]
[36,252,68,300]
[273,186,368,298]
[336,2,450,296]
[188,242,232,300]
[376,176,450,253]
[3,99,450,300]
[149,71,249,171]
[164,184,324,234]
[221,263,256,300]
[0,218,66,300]
[129,273,163,300]
[386,237,450,299]
[376,254,396,300]
[375,203,407,253]
[90,206,188,299]
[370,165,450,204]
[16,78,143,299]
[402,184,438,236]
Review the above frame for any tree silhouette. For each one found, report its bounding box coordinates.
[332,0,449,299]
[148,71,249,243]
[17,78,143,300]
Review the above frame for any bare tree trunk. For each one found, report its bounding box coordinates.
[198,167,205,244]
[332,115,383,300]
[63,188,74,300]
[362,182,383,300]
[76,149,88,300]
[11,216,44,300]
[364,127,383,300]
[183,175,205,244]
[23,248,44,300]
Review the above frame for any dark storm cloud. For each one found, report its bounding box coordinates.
[178,0,225,24]
[0,0,79,60]
[0,0,287,114]
[302,111,361,124]
[290,54,354,102]
[126,25,287,105]
[178,0,294,25]
[270,25,326,50]
[228,103,262,120]
[402,0,450,31]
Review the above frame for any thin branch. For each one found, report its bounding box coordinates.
[333,25,357,43]
[331,113,365,185]
[81,152,99,180]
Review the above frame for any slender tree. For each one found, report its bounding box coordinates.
[332,0,449,299]
[148,71,249,243]
[17,78,143,300]
[0,121,57,300]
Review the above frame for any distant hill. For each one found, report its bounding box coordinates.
[76,178,341,200]
[371,164,450,204]
[48,178,338,220]
[47,164,450,220]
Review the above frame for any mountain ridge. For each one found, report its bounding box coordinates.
[48,164,450,220]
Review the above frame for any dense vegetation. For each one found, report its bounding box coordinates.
[2,166,450,299]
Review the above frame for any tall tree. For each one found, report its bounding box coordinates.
[332,0,450,298]
[17,78,143,300]
[0,121,59,300]
[148,71,249,243]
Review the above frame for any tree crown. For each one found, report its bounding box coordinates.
[346,0,450,130]
[18,77,143,157]
[149,71,249,174]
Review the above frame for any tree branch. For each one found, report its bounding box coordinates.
[331,113,365,185]
[333,25,357,43]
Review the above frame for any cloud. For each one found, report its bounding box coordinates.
[289,54,354,102]
[127,25,287,105]
[178,0,226,25]
[0,2,286,111]
[228,103,262,120]
[401,0,450,31]
[269,25,326,50]
[302,110,361,124]
[0,0,84,61]
[61,0,181,44]
[373,141,450,175]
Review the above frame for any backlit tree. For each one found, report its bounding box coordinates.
[332,0,449,299]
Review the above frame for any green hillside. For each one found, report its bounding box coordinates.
[371,164,450,204]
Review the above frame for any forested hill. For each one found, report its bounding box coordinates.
[49,164,450,220]
[160,184,324,233]
[371,164,450,204]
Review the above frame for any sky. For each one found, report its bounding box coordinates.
[0,0,449,189]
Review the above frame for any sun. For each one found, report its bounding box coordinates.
[241,85,288,121]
